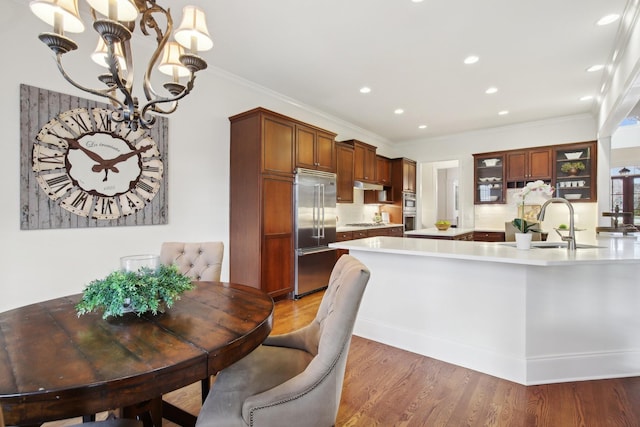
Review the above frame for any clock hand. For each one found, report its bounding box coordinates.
[65,138,111,166]
[92,145,154,181]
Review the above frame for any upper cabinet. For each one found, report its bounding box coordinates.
[262,114,296,176]
[553,141,597,202]
[376,155,392,185]
[505,147,552,182]
[295,124,336,173]
[342,140,377,183]
[474,153,505,204]
[336,142,355,203]
[474,140,598,204]
[391,158,416,193]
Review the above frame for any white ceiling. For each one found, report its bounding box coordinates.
[179,1,628,142]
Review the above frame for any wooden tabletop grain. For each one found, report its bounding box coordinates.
[0,282,274,425]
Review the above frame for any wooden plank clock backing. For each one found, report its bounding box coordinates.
[19,84,168,230]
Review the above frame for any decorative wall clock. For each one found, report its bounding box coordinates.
[20,84,168,230]
[33,107,164,220]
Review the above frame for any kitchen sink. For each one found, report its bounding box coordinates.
[500,242,605,249]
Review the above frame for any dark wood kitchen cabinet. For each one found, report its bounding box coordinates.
[343,139,377,183]
[295,124,336,173]
[336,142,355,203]
[376,155,392,185]
[506,147,552,182]
[391,157,417,203]
[229,107,337,298]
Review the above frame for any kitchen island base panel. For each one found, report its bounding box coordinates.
[349,250,640,386]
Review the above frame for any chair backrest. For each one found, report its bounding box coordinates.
[160,242,224,281]
[504,221,541,242]
[239,255,370,426]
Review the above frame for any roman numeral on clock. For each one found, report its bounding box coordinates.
[37,173,74,200]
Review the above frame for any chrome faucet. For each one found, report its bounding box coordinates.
[538,198,576,250]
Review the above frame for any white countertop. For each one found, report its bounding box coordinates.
[337,223,403,232]
[405,227,475,237]
[330,235,640,266]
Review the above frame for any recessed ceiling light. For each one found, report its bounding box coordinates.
[394,108,404,115]
[485,87,498,94]
[580,95,594,101]
[464,55,479,65]
[586,64,605,72]
[597,14,620,26]
[411,0,424,3]
[498,110,509,116]
[359,86,371,94]
[418,125,427,129]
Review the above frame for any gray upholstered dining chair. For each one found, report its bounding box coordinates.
[159,241,224,281]
[195,255,370,427]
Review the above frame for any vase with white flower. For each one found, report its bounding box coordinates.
[512,180,554,249]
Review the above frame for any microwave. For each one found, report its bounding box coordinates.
[403,192,417,211]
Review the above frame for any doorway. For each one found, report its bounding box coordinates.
[420,160,460,228]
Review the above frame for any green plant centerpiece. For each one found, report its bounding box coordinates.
[76,264,194,319]
[560,161,585,175]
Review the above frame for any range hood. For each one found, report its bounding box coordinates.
[353,181,384,191]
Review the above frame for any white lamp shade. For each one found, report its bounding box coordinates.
[29,0,85,33]
[91,37,127,70]
[158,41,191,78]
[87,0,139,22]
[174,6,213,52]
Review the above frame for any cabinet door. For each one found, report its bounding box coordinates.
[528,148,552,180]
[506,151,527,181]
[354,143,376,182]
[263,117,295,175]
[262,176,294,296]
[295,125,316,170]
[554,141,597,202]
[376,156,392,185]
[364,146,377,182]
[316,131,336,172]
[404,160,416,192]
[474,154,505,203]
[336,143,354,203]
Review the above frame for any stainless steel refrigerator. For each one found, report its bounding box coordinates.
[294,168,338,298]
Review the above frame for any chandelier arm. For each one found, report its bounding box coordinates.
[53,54,126,111]
[102,39,138,126]
[140,2,173,103]
[139,75,195,122]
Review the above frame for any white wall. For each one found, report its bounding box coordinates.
[0,0,397,312]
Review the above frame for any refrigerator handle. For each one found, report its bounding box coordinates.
[319,184,325,238]
[312,183,320,238]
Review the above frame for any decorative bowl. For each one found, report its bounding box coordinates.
[483,158,499,167]
[564,193,582,200]
[479,177,490,182]
[564,152,582,160]
[488,195,499,201]
[435,221,451,231]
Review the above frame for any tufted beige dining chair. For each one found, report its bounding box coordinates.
[159,241,224,403]
[159,242,224,282]
[195,255,370,427]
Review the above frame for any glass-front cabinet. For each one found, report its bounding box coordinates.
[474,153,505,203]
[553,141,597,202]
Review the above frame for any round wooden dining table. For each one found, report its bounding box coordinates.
[0,282,274,426]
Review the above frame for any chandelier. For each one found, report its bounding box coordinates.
[29,0,213,130]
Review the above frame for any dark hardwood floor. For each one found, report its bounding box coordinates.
[45,290,640,427]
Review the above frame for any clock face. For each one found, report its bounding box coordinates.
[32,107,164,219]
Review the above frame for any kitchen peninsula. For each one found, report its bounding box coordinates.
[330,236,640,385]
